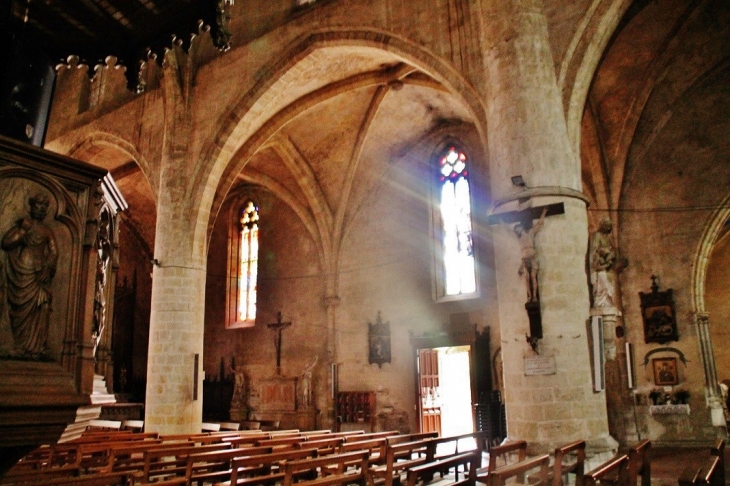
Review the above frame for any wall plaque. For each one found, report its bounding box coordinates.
[524,355,556,376]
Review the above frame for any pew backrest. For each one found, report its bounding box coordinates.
[584,454,628,486]
[490,454,550,486]
[628,439,651,486]
[405,451,479,486]
[281,450,369,486]
[553,439,586,486]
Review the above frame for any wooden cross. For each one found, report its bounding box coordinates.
[267,311,291,375]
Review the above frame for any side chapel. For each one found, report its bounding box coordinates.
[0,0,728,468]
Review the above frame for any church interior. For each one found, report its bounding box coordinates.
[0,0,728,481]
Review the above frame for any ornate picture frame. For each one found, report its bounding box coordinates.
[368,311,391,368]
[639,276,678,344]
[653,357,679,386]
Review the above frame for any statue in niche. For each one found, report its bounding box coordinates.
[300,356,318,410]
[92,210,111,357]
[1,192,58,359]
[514,207,547,302]
[589,218,627,308]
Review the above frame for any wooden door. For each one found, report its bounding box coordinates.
[418,349,442,435]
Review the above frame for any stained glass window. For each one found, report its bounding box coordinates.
[238,201,259,322]
[438,146,476,296]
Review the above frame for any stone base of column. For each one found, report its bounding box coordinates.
[591,306,621,361]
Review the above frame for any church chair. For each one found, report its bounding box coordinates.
[489,454,551,486]
[475,440,527,484]
[405,451,480,486]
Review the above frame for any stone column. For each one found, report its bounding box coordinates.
[694,312,726,426]
[480,0,614,453]
[144,49,205,435]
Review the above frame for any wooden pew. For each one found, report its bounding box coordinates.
[281,450,370,486]
[345,431,400,443]
[584,454,628,486]
[368,439,434,486]
[183,446,273,485]
[489,454,550,486]
[0,472,132,486]
[339,438,388,465]
[551,440,586,486]
[475,440,527,484]
[405,451,480,486]
[679,439,725,486]
[219,447,320,486]
[298,437,346,455]
[628,439,651,486]
[428,431,487,461]
[131,442,232,483]
[121,420,145,432]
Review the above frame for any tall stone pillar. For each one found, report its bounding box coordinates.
[144,50,206,435]
[480,0,615,453]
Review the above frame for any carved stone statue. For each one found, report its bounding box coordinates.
[300,356,318,410]
[514,207,547,302]
[589,218,627,308]
[230,364,247,412]
[92,210,112,357]
[1,193,58,358]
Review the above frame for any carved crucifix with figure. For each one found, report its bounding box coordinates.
[267,311,291,375]
[489,202,564,349]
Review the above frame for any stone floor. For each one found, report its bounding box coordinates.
[650,446,728,485]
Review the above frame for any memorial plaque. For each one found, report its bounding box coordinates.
[524,355,556,376]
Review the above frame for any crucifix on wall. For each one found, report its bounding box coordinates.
[488,202,564,350]
[267,311,291,375]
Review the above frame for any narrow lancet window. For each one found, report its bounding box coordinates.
[438,146,476,296]
[238,201,259,322]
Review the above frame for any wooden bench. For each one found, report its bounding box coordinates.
[627,439,651,486]
[476,440,527,484]
[282,450,370,486]
[489,454,550,486]
[218,447,320,486]
[405,451,480,486]
[551,440,586,486]
[132,442,232,483]
[368,439,434,486]
[298,437,346,455]
[339,438,388,465]
[87,420,123,432]
[183,445,274,485]
[679,439,725,486]
[0,472,133,486]
[584,454,628,486]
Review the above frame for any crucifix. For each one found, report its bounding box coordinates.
[267,311,291,375]
[488,202,565,350]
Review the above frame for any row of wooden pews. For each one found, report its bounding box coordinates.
[2,427,489,486]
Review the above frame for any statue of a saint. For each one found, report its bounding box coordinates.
[230,364,247,413]
[1,193,58,358]
[300,356,318,409]
[589,218,627,308]
[92,211,112,357]
[514,207,547,302]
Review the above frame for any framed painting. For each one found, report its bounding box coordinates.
[639,276,679,344]
[368,311,391,368]
[653,357,679,386]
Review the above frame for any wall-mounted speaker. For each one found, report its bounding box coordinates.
[0,35,56,147]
